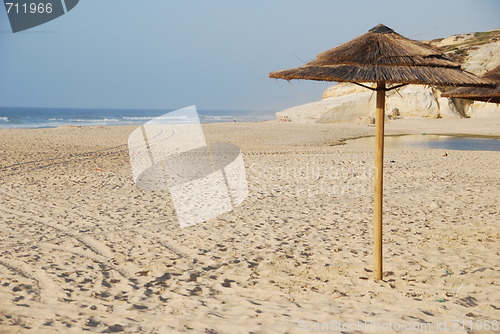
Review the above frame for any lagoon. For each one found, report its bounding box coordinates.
[344,134,500,151]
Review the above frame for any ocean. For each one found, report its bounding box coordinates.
[0,107,276,129]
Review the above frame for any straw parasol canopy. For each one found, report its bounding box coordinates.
[269,24,492,88]
[441,66,500,103]
[269,24,492,281]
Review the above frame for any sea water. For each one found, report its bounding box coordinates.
[0,107,275,129]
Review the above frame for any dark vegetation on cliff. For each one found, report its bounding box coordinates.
[426,29,500,63]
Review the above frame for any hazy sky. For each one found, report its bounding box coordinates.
[0,0,498,111]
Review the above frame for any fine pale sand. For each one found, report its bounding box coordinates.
[0,119,499,333]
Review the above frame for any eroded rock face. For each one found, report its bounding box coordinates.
[322,83,367,99]
[438,95,465,119]
[467,101,500,118]
[277,83,465,123]
[276,90,374,123]
[461,41,500,76]
[385,85,440,119]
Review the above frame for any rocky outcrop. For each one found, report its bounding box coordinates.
[467,101,500,118]
[276,89,374,123]
[429,30,500,76]
[278,83,466,123]
[461,41,500,76]
[276,29,500,123]
[323,84,449,119]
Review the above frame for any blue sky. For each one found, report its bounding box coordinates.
[0,0,498,111]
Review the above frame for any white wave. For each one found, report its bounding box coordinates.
[155,115,193,120]
[122,116,155,120]
[204,115,233,121]
[0,117,9,122]
[123,116,194,121]
[68,118,120,122]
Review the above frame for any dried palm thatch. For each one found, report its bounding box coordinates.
[441,66,500,103]
[269,24,493,87]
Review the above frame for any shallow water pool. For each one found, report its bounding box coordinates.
[344,135,500,151]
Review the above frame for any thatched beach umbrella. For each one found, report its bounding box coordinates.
[269,24,493,280]
[441,66,500,103]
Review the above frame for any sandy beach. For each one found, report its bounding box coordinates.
[0,119,499,333]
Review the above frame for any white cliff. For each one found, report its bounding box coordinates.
[276,89,374,123]
[278,83,465,123]
[467,102,500,119]
[461,41,500,76]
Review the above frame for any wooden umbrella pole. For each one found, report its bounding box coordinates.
[374,82,386,280]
